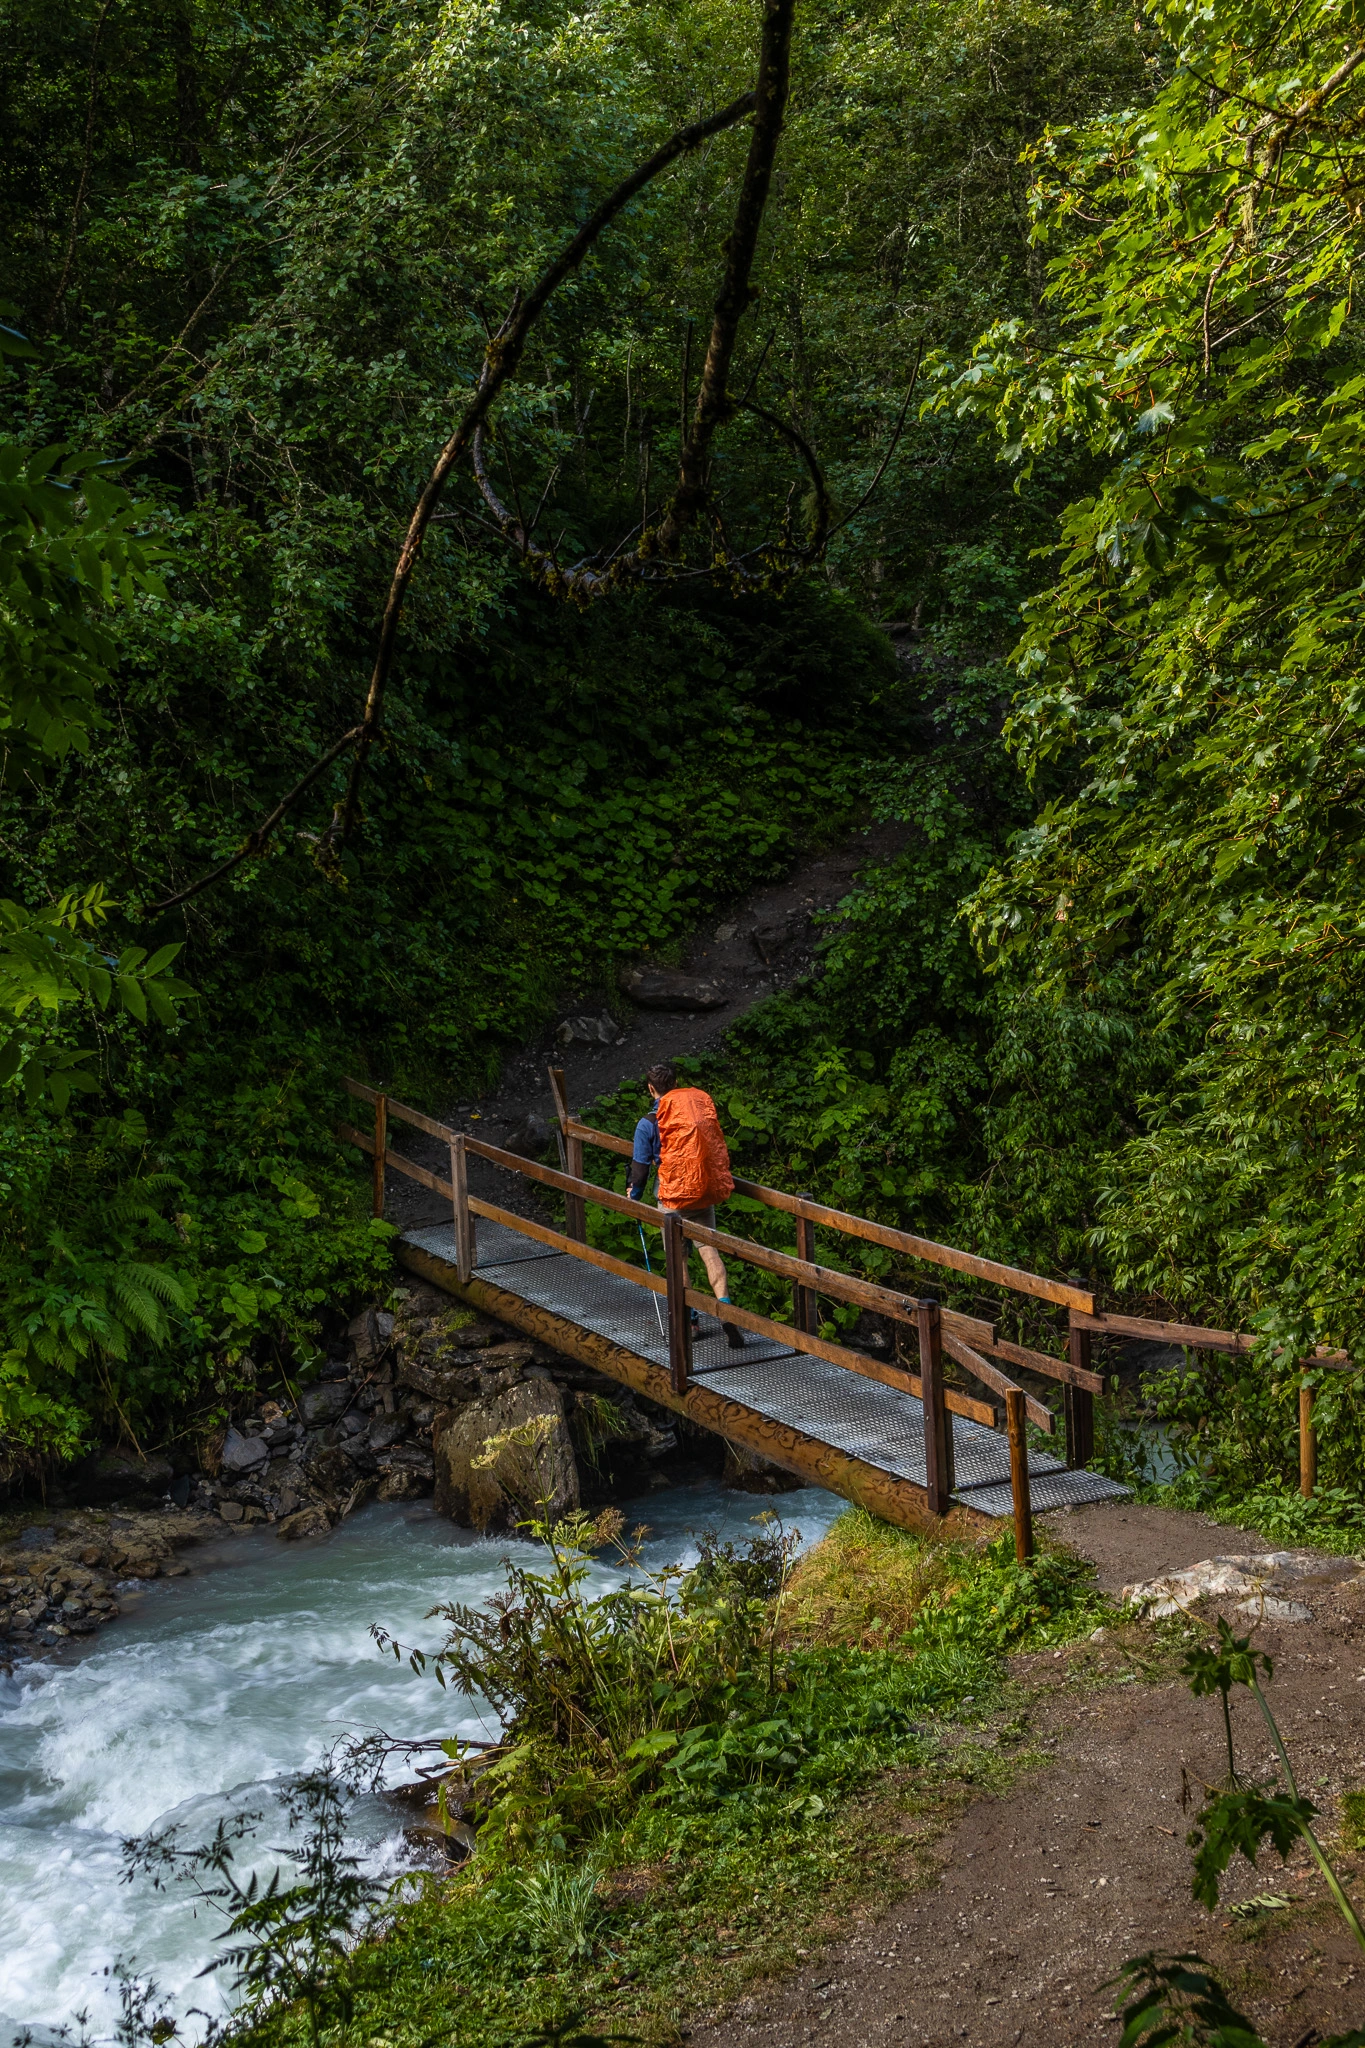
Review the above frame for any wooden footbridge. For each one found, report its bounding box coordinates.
[339,1074,1162,1550]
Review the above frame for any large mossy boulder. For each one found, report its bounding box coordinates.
[432,1377,580,1531]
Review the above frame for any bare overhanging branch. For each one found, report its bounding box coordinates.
[148,724,364,915]
[154,80,761,913]
[325,76,765,859]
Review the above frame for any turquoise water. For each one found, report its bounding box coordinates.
[0,1482,844,2039]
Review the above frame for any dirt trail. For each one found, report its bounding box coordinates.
[386,820,907,1231]
[690,1503,1365,2048]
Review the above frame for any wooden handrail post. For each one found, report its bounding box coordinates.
[794,1190,817,1334]
[1005,1387,1034,1561]
[1300,1377,1317,1499]
[547,1064,587,1242]
[450,1133,474,1283]
[372,1092,388,1220]
[664,1213,692,1395]
[917,1299,951,1515]
[1065,1315,1095,1470]
[564,1128,587,1242]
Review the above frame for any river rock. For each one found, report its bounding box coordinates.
[720,1441,803,1494]
[221,1428,269,1475]
[276,1504,332,1542]
[299,1382,350,1425]
[618,964,727,1011]
[367,1415,410,1452]
[348,1306,391,1371]
[477,1341,536,1373]
[376,1468,428,1502]
[397,1356,479,1402]
[377,1443,434,1478]
[432,1379,579,1531]
[218,1501,245,1524]
[74,1449,176,1502]
[300,1442,357,1504]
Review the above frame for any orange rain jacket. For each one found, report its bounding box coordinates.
[655,1087,735,1210]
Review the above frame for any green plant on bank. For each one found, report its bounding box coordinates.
[1110,1618,1365,2045]
[321,1512,1101,2046]
[0,321,189,1111]
[126,1768,383,2048]
[92,1513,1101,2048]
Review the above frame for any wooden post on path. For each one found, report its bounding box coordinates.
[794,1192,818,1334]
[1005,1387,1035,1561]
[450,1132,474,1282]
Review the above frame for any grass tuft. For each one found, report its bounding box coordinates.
[1342,1789,1365,1853]
[781,1510,970,1646]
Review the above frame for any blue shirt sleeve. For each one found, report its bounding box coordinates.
[632,1115,660,1168]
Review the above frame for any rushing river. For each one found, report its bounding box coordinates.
[0,1481,843,2041]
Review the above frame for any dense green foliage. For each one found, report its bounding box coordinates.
[0,0,1151,1467]
[943,0,1365,1498]
[583,0,1365,1510]
[951,0,1365,1360]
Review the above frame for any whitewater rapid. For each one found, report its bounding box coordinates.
[0,1483,842,2040]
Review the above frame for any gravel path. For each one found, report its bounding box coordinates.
[689,1503,1365,2047]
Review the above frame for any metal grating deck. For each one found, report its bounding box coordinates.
[400,1220,1128,1518]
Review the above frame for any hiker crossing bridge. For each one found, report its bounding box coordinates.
[339,1074,1159,1546]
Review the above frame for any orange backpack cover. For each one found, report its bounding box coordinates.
[655,1088,735,1209]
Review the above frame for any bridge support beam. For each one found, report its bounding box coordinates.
[398,1240,994,1543]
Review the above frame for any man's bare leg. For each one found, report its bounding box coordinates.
[697,1242,729,1302]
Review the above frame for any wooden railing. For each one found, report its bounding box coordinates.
[339,1076,1060,1552]
[341,1073,1349,1529]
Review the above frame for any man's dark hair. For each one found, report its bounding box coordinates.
[646,1062,678,1095]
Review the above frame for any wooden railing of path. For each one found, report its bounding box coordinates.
[339,1073,1347,1547]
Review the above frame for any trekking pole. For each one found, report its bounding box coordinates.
[637,1222,668,1341]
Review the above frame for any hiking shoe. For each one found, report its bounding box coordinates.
[689,1308,702,1329]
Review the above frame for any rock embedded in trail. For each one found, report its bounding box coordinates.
[1120,1551,1336,1620]
[556,1010,620,1046]
[618,963,727,1011]
[749,909,812,966]
[499,1111,555,1158]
